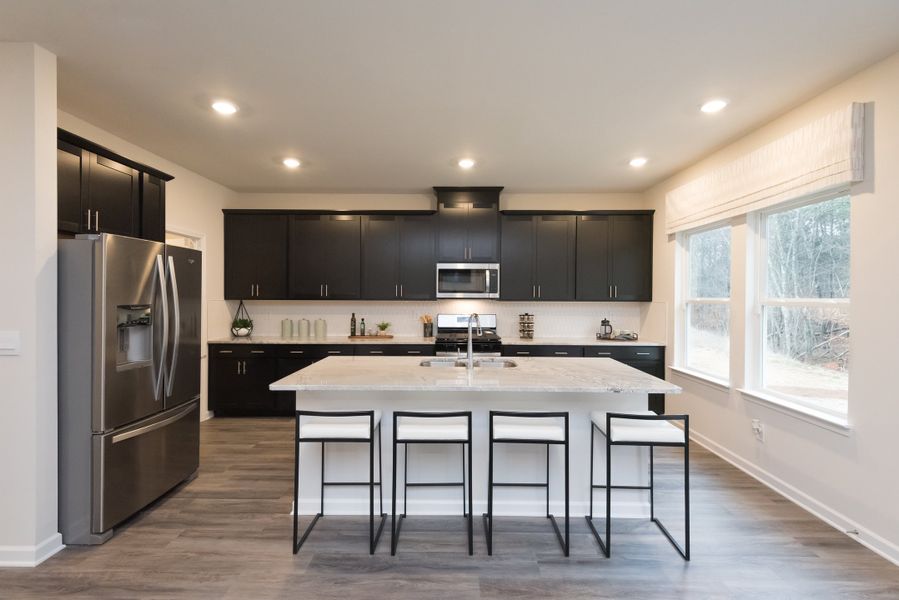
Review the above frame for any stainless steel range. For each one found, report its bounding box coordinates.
[434,313,502,356]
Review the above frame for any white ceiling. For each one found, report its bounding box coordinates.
[3,0,899,193]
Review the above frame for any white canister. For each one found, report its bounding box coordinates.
[280,319,293,339]
[314,318,327,340]
[297,319,310,339]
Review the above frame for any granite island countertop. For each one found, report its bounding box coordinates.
[269,356,681,394]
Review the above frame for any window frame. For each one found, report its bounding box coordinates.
[678,222,733,384]
[749,191,850,419]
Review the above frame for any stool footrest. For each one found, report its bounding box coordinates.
[591,484,651,490]
[405,481,464,487]
[493,481,548,488]
[322,480,382,486]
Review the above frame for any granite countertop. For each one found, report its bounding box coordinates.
[209,335,663,347]
[270,356,681,394]
[208,335,435,345]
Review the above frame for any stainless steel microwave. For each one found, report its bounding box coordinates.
[436,263,500,298]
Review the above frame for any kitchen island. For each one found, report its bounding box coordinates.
[270,356,681,518]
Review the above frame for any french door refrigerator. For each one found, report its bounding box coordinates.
[58,233,201,544]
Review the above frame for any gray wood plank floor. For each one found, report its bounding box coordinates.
[2,417,898,599]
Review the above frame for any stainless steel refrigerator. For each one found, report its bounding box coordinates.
[58,233,201,545]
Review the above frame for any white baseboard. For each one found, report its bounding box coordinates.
[292,498,649,519]
[689,429,899,567]
[0,532,64,567]
[202,410,214,422]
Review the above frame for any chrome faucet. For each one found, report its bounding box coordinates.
[466,313,482,369]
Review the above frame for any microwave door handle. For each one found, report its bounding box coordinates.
[484,269,490,294]
[165,255,181,398]
[154,255,169,401]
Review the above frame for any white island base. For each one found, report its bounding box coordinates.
[271,356,682,519]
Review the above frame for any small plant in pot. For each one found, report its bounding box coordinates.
[230,300,254,337]
[376,321,390,335]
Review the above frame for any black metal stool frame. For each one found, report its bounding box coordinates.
[293,410,387,555]
[391,411,474,556]
[483,410,570,557]
[585,412,690,560]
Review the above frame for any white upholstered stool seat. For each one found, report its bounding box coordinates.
[493,415,566,442]
[590,410,685,444]
[396,415,469,441]
[299,411,382,439]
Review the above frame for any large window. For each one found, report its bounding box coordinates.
[756,194,850,416]
[683,225,731,381]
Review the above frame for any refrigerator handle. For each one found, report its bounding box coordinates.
[154,255,169,401]
[165,255,181,397]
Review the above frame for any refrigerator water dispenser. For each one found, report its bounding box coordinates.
[116,305,152,368]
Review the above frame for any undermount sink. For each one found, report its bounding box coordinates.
[419,358,518,369]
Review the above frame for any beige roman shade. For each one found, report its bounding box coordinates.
[665,103,866,234]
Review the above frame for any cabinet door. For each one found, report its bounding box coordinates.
[467,200,500,262]
[274,357,317,415]
[225,214,288,299]
[140,173,165,242]
[535,215,576,300]
[609,214,652,301]
[576,215,611,300]
[362,216,400,300]
[436,200,469,262]
[500,215,535,300]
[57,140,86,234]
[322,215,361,299]
[241,357,278,414]
[86,153,139,237]
[399,215,436,300]
[288,215,327,299]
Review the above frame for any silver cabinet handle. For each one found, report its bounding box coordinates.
[406,350,421,354]
[250,350,265,354]
[320,284,324,297]
[369,350,384,354]
[250,284,254,297]
[236,361,241,374]
[554,351,568,355]
[327,350,341,354]
[538,285,541,298]
[242,360,247,374]
[614,285,618,298]
[218,349,233,354]
[635,352,651,356]
[595,352,611,356]
[532,285,536,299]
[516,351,530,355]
[395,284,398,298]
[289,350,305,354]
[325,284,329,297]
[609,285,613,298]
[255,284,260,297]
[400,284,403,297]
[165,255,181,398]
[86,209,92,230]
[95,210,100,231]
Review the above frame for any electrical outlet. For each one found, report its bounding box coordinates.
[751,419,766,442]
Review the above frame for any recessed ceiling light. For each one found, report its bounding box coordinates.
[629,157,648,168]
[458,158,476,169]
[282,158,301,169]
[700,99,728,114]
[211,100,239,115]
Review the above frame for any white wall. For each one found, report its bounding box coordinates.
[645,51,899,563]
[57,113,239,418]
[0,43,62,566]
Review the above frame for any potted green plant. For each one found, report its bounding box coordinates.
[376,321,390,335]
[230,300,254,337]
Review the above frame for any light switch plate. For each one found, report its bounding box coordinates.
[0,331,21,355]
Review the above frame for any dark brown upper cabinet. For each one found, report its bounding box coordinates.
[501,215,576,301]
[289,214,361,299]
[362,215,436,300]
[576,213,653,301]
[224,213,289,300]
[56,129,173,241]
[435,187,502,263]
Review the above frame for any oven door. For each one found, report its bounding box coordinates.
[436,263,500,298]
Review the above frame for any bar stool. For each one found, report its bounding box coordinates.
[391,411,473,555]
[586,410,690,560]
[292,410,387,554]
[483,410,570,556]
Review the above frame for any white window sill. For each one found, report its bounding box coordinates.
[668,366,730,392]
[738,388,851,436]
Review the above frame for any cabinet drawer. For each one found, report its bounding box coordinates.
[355,344,435,356]
[210,344,271,358]
[502,345,583,357]
[584,345,663,362]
